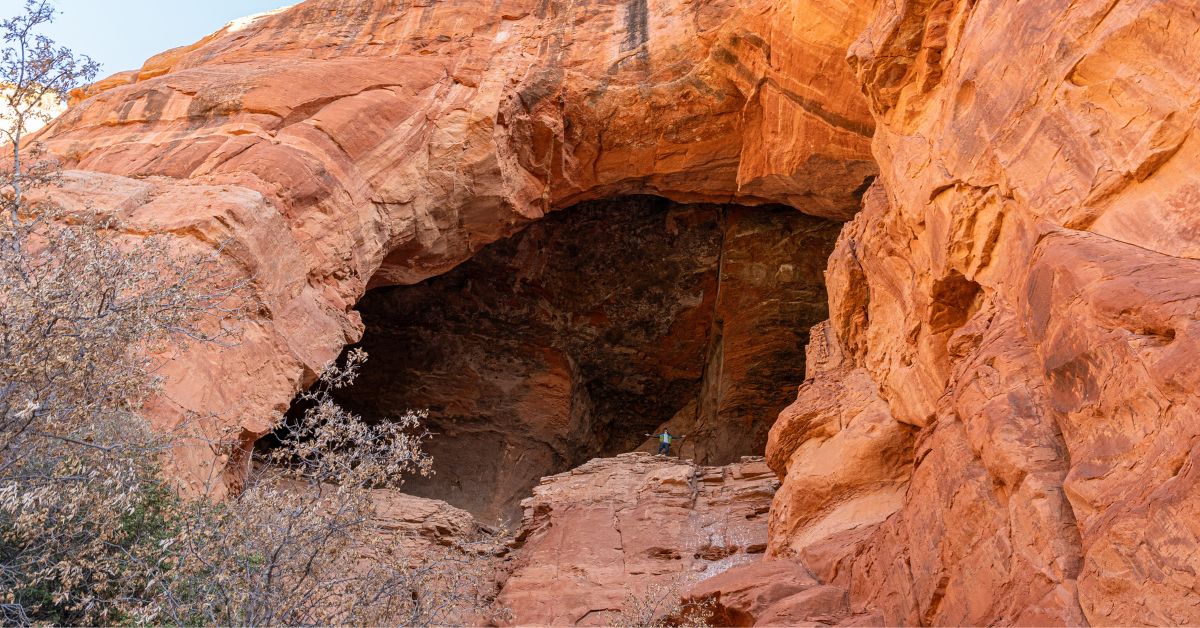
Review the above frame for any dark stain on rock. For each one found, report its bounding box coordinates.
[622,0,650,54]
[762,78,875,137]
[712,46,737,66]
[1047,354,1100,415]
[714,40,873,137]
[517,63,565,110]
[712,45,758,83]
[735,32,772,62]
[647,547,683,560]
[187,85,244,121]
[117,88,170,123]
[695,544,738,561]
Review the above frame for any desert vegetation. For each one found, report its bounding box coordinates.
[607,581,716,628]
[0,2,502,625]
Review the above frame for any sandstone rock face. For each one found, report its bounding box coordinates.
[334,195,836,523]
[497,453,777,626]
[764,1,1200,625]
[368,488,485,550]
[682,558,880,627]
[25,0,1200,624]
[30,0,875,495]
[765,317,915,563]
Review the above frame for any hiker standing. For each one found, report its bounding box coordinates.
[646,431,686,456]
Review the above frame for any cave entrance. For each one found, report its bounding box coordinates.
[325,196,840,524]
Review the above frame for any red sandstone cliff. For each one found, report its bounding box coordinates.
[762,1,1200,624]
[24,0,1200,625]
[33,0,874,497]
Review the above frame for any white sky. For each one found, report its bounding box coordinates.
[23,0,294,76]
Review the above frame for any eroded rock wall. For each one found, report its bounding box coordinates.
[765,1,1200,625]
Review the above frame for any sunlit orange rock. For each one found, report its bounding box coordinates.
[765,0,1200,625]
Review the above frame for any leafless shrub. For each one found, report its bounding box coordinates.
[265,349,434,490]
[144,355,505,627]
[1,3,507,626]
[608,579,716,628]
[0,5,239,623]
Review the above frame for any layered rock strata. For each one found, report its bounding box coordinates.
[333,195,836,523]
[497,453,778,626]
[368,488,486,551]
[764,1,1200,625]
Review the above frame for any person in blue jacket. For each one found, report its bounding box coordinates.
[646,430,687,456]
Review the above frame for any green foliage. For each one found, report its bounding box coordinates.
[1,465,173,624]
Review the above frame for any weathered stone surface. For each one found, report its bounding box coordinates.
[765,1,1200,625]
[497,453,777,626]
[28,0,875,496]
[368,488,485,549]
[683,559,820,626]
[334,196,835,524]
[765,318,914,561]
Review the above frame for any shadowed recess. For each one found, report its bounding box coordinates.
[313,196,841,523]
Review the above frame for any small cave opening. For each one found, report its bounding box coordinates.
[280,196,841,525]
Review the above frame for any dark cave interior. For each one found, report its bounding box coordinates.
[274,195,841,524]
